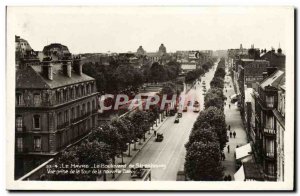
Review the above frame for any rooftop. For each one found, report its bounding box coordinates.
[16,64,95,89]
[260,70,285,90]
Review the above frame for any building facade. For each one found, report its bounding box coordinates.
[260,48,286,71]
[15,43,99,178]
[252,70,285,181]
[275,84,285,181]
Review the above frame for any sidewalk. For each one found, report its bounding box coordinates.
[103,114,169,181]
[222,69,248,180]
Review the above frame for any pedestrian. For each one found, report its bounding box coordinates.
[228,125,231,131]
[229,131,232,138]
[229,104,231,109]
[233,131,236,138]
[224,101,226,106]
[226,89,227,93]
[154,130,157,136]
[227,145,230,153]
[227,174,232,181]
[222,153,225,161]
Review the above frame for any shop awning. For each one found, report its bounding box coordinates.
[235,143,252,161]
[234,165,245,181]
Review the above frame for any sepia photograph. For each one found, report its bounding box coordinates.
[6,6,295,190]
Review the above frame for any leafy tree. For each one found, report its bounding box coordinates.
[185,125,218,150]
[51,148,81,181]
[210,77,224,89]
[185,141,224,181]
[214,67,226,78]
[76,140,110,166]
[193,107,227,150]
[131,110,151,142]
[204,91,224,110]
[149,62,167,82]
[111,116,135,157]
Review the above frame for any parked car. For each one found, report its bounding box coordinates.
[177,113,182,118]
[174,118,179,123]
[155,133,164,142]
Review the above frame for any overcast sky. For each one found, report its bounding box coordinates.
[8,6,293,54]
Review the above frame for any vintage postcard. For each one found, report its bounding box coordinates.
[6,6,294,190]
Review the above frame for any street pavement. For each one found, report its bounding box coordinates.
[116,61,218,181]
[222,64,248,180]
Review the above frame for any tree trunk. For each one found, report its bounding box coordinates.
[121,152,124,164]
[128,143,131,157]
[112,156,115,179]
[134,142,137,150]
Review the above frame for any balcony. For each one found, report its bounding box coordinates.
[71,113,91,124]
[264,152,275,160]
[266,101,274,108]
[263,128,276,136]
[57,121,70,130]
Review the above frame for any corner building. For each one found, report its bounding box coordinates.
[15,56,99,178]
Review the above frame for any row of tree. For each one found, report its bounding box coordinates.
[184,58,228,181]
[82,59,182,94]
[48,107,161,181]
[184,60,214,84]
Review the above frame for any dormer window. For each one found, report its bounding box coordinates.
[16,93,23,106]
[33,93,41,106]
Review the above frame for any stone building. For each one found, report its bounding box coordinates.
[275,82,285,181]
[252,70,285,181]
[15,54,99,178]
[260,48,286,71]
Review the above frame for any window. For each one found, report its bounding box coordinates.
[266,138,275,157]
[266,96,274,107]
[77,105,80,118]
[16,116,23,132]
[81,85,85,96]
[33,115,40,129]
[265,115,274,129]
[86,84,90,95]
[76,86,80,97]
[71,107,75,121]
[57,112,62,126]
[91,83,94,93]
[69,88,72,100]
[64,110,69,124]
[33,136,42,151]
[16,93,23,106]
[33,93,41,106]
[17,137,23,152]
[82,103,86,115]
[63,89,68,102]
[56,91,61,104]
[92,100,95,111]
[87,102,91,113]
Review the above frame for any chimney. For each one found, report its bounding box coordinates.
[73,55,82,76]
[62,60,72,78]
[42,57,53,80]
[277,48,282,54]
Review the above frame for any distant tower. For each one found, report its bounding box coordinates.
[136,46,146,56]
[158,43,167,56]
[277,43,282,54]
